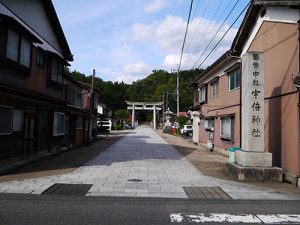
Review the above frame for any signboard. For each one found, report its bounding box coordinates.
[241,52,264,152]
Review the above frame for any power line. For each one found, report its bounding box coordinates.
[197,1,251,69]
[171,0,198,71]
[190,0,201,22]
[192,0,240,69]
[176,0,194,116]
[190,0,224,56]
[178,0,194,72]
[185,0,210,52]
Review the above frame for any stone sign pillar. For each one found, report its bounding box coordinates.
[235,52,272,167]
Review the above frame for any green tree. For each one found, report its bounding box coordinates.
[66,67,204,118]
[176,116,188,128]
[115,109,129,125]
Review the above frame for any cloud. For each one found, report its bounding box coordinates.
[100,62,152,84]
[123,62,151,76]
[54,1,116,25]
[132,15,238,69]
[117,62,152,83]
[132,23,153,42]
[144,0,169,13]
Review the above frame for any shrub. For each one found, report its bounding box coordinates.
[116,124,123,130]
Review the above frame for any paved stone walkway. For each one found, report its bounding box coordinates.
[0,126,299,199]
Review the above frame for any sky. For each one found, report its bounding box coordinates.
[52,0,250,84]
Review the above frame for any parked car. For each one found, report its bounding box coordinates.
[180,125,193,136]
[97,118,112,133]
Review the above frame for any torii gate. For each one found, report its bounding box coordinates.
[126,101,163,129]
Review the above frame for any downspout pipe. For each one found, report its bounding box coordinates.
[296,14,300,178]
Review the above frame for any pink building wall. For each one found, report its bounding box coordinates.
[196,59,241,150]
[248,21,300,176]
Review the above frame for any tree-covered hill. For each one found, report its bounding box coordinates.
[66,68,203,112]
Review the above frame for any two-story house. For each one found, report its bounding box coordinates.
[0,0,73,162]
[64,75,87,148]
[192,0,300,184]
[191,52,241,151]
[79,81,100,142]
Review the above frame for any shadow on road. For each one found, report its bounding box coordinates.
[0,132,127,182]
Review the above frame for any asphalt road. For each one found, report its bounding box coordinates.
[1,194,300,225]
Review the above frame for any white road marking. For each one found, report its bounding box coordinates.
[170,213,300,224]
[257,214,300,224]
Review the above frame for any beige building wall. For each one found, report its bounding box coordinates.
[248,21,299,176]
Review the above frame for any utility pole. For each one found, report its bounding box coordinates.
[176,69,179,116]
[172,68,179,116]
[166,90,169,110]
[87,69,95,142]
[162,92,165,129]
[176,0,193,116]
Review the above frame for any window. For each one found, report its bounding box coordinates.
[199,86,206,103]
[76,117,83,129]
[229,68,241,91]
[93,94,98,110]
[53,112,65,136]
[6,29,19,61]
[51,58,63,84]
[65,116,69,135]
[6,29,31,68]
[36,48,45,69]
[13,109,24,132]
[67,88,82,108]
[221,116,233,140]
[195,90,199,102]
[204,118,214,131]
[0,106,12,134]
[210,80,219,98]
[85,119,89,131]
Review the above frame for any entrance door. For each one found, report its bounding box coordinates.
[23,110,37,158]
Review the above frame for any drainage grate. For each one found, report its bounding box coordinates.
[41,183,92,196]
[183,186,231,200]
[127,179,142,182]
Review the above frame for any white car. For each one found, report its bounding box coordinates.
[180,125,193,136]
[97,118,112,132]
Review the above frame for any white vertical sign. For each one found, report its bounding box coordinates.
[241,52,264,152]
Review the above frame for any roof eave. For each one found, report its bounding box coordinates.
[190,51,230,86]
[43,0,73,61]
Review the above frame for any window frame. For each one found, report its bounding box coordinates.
[76,117,83,130]
[6,28,32,69]
[65,116,69,135]
[67,87,83,109]
[36,47,45,70]
[228,68,241,91]
[199,85,207,103]
[0,106,13,135]
[204,118,214,131]
[210,79,219,98]
[195,89,199,102]
[220,116,234,141]
[13,108,24,132]
[93,93,98,110]
[51,57,64,84]
[53,112,65,136]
